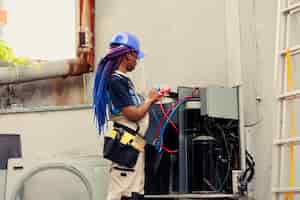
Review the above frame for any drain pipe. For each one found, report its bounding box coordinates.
[0,57,91,85]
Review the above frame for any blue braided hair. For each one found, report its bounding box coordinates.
[93,45,133,134]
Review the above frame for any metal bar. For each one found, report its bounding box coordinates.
[281,2,300,14]
[278,10,291,200]
[178,87,189,193]
[278,89,300,99]
[145,193,239,199]
[274,137,300,145]
[273,187,300,193]
[290,7,300,15]
[238,86,246,171]
[272,0,286,199]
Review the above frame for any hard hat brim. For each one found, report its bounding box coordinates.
[137,51,144,59]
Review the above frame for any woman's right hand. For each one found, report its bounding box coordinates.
[148,89,162,103]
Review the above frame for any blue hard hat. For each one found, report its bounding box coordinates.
[109,32,144,59]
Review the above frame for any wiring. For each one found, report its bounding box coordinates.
[244,119,262,127]
[151,99,180,154]
[161,145,178,154]
[150,108,160,124]
[152,96,192,153]
[159,102,179,133]
[156,100,178,139]
[155,101,179,154]
[241,150,255,183]
[158,96,193,152]
[215,123,231,192]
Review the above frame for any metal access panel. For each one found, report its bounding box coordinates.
[200,87,238,120]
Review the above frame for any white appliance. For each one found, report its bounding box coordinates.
[5,156,110,200]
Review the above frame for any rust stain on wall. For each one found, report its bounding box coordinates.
[0,74,92,111]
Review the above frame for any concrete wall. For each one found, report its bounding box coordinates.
[95,0,229,92]
[238,0,277,199]
[251,0,277,198]
[0,109,101,158]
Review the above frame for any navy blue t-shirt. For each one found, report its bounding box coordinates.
[107,72,141,116]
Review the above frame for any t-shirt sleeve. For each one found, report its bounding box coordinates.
[107,77,135,110]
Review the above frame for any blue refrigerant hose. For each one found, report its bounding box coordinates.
[157,97,191,152]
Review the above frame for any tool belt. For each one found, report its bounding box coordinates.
[103,122,146,168]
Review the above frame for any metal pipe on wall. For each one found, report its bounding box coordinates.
[0,58,90,85]
[0,0,95,86]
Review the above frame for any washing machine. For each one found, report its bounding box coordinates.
[5,156,110,200]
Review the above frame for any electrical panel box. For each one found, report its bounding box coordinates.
[200,87,238,120]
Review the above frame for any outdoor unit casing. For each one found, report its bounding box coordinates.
[200,87,238,120]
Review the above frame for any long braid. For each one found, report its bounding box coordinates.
[93,45,132,134]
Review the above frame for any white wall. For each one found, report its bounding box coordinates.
[0,109,101,158]
[238,0,277,199]
[252,0,277,199]
[95,0,229,92]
